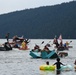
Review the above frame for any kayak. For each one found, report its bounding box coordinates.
[58,52,68,57]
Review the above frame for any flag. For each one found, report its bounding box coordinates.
[58,34,62,41]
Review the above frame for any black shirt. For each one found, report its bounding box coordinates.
[54,61,63,69]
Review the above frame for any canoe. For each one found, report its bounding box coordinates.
[68,46,73,48]
[57,47,68,51]
[0,47,12,51]
[29,51,41,58]
[41,50,59,59]
[19,48,29,50]
[29,50,59,59]
[58,52,68,57]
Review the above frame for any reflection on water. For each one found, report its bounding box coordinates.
[40,70,62,75]
[40,71,56,75]
[56,70,61,75]
[40,70,76,75]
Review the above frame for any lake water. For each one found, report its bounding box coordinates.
[0,39,76,75]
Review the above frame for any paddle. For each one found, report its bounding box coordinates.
[48,41,51,43]
[34,41,51,49]
[68,41,72,45]
[33,41,44,51]
[41,41,44,44]
[69,41,72,43]
[45,41,51,47]
[35,41,44,47]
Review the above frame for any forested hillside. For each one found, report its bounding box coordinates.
[0,1,76,39]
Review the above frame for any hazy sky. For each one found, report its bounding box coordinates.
[0,0,73,14]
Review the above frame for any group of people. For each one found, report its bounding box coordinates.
[32,44,50,53]
[46,58,64,74]
[12,38,30,50]
[53,37,69,50]
[4,33,75,74]
[46,58,76,74]
[5,33,30,50]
